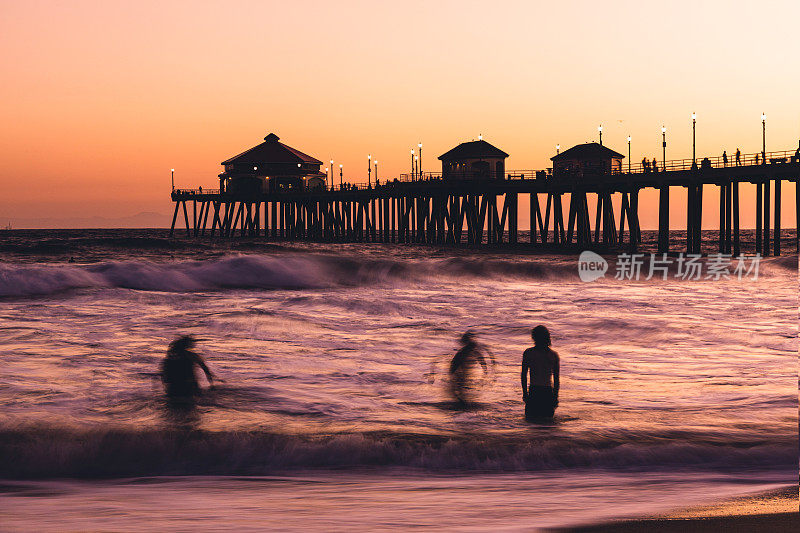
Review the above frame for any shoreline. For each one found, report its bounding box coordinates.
[553,485,798,532]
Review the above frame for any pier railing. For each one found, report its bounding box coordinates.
[172,188,220,196]
[617,148,798,174]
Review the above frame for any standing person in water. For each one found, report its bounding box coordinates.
[449,331,494,405]
[161,335,215,400]
[521,326,560,420]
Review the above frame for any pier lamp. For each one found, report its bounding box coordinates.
[414,156,419,180]
[598,124,603,146]
[626,137,631,173]
[691,112,697,166]
[661,126,667,171]
[339,164,343,187]
[761,113,766,163]
[324,167,328,186]
[368,154,372,187]
[171,168,174,191]
[418,142,423,179]
[374,160,378,183]
[556,144,560,155]
[411,149,415,180]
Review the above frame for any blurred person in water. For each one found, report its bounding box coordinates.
[161,335,216,401]
[448,331,494,405]
[521,325,560,420]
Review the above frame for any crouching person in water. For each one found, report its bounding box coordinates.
[521,326,560,420]
[161,335,215,402]
[449,331,494,405]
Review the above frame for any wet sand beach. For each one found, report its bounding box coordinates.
[559,486,798,532]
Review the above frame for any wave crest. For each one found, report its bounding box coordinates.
[0,427,794,479]
[0,251,790,298]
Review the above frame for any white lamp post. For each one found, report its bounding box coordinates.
[418,142,423,179]
[691,112,697,166]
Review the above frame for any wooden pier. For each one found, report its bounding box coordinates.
[170,149,799,255]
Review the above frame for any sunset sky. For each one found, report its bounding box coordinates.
[1,0,798,228]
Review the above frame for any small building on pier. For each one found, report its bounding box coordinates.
[551,142,624,179]
[219,133,326,194]
[438,139,509,180]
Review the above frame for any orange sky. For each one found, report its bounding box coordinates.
[0,0,798,229]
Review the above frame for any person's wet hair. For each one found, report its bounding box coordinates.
[460,331,475,344]
[169,335,197,353]
[532,325,551,347]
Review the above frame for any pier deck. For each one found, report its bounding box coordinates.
[170,149,799,256]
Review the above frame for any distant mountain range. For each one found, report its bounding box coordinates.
[3,211,171,229]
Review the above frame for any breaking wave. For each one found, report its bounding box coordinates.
[0,426,794,479]
[0,254,576,297]
[0,252,790,298]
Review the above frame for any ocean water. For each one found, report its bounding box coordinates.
[0,229,796,531]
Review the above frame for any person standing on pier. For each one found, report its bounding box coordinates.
[723,150,728,167]
[521,326,560,420]
[735,149,741,166]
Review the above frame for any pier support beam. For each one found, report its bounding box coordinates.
[169,201,180,237]
[732,182,740,256]
[657,185,670,253]
[796,178,799,253]
[763,180,770,256]
[687,184,702,255]
[773,178,781,256]
[755,182,762,253]
[629,188,641,250]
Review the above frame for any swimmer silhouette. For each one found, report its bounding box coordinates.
[449,331,494,405]
[521,326,560,420]
[161,335,215,402]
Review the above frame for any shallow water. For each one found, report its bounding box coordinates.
[0,474,789,532]
[0,230,796,529]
